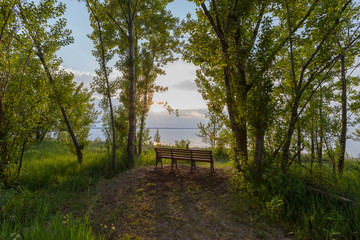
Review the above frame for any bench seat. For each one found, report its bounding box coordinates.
[154,148,214,173]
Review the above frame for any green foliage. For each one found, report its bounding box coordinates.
[236,162,360,239]
[0,141,122,239]
[56,81,98,156]
[102,106,128,154]
[153,129,161,145]
[0,0,98,181]
[174,139,190,149]
[212,147,230,163]
[196,112,223,148]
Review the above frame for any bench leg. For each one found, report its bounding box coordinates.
[191,161,195,172]
[171,159,177,170]
[155,157,163,171]
[210,162,215,174]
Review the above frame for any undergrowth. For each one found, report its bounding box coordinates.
[0,140,124,240]
[236,160,360,239]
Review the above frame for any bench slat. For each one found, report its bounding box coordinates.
[154,147,214,173]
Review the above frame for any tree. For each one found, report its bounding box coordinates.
[95,0,178,168]
[175,139,190,149]
[0,1,58,181]
[86,0,118,170]
[137,29,179,155]
[19,0,96,164]
[153,129,161,145]
[196,112,223,148]
[183,0,315,173]
[277,0,358,170]
[56,81,98,157]
[335,6,360,173]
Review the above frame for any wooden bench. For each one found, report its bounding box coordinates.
[154,148,214,173]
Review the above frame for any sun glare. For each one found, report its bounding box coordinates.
[150,103,165,113]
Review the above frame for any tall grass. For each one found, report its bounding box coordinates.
[0,140,120,240]
[238,158,360,239]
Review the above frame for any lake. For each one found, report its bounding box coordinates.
[89,127,207,148]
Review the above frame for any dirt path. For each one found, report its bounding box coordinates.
[81,165,290,239]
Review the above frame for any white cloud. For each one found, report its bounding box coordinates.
[146,108,208,128]
[172,79,197,91]
[61,66,95,89]
[61,66,123,90]
[180,110,205,119]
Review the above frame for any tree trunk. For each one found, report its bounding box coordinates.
[318,88,323,167]
[254,128,265,173]
[35,44,83,164]
[297,123,301,163]
[126,6,136,169]
[138,70,150,155]
[281,92,300,170]
[108,73,116,170]
[223,65,247,169]
[311,125,315,171]
[200,2,248,169]
[95,5,116,170]
[237,66,249,164]
[17,139,27,177]
[338,54,347,174]
[59,106,83,164]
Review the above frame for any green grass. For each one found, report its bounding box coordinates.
[0,140,120,240]
[237,158,360,239]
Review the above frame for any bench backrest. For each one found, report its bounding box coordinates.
[155,148,213,162]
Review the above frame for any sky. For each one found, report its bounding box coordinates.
[55,0,360,157]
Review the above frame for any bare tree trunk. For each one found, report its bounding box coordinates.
[338,54,347,173]
[126,6,136,169]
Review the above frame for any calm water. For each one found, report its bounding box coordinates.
[89,128,207,148]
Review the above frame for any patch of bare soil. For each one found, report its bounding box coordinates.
[79,165,291,239]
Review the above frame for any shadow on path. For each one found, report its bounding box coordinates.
[87,165,290,240]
